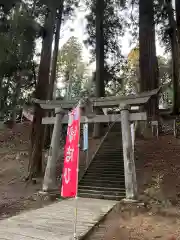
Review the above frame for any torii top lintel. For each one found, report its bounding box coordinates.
[32,88,161,110]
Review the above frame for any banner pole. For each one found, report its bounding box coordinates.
[73,103,81,240]
[73,196,78,239]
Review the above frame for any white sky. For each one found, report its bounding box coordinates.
[57,11,165,60]
[36,2,165,74]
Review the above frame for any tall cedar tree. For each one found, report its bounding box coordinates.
[44,2,65,148]
[86,0,124,137]
[85,0,124,84]
[95,0,105,98]
[176,0,180,46]
[165,0,180,113]
[139,0,158,116]
[29,0,79,178]
[93,0,105,138]
[28,7,56,179]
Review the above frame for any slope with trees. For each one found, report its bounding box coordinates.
[1,0,180,182]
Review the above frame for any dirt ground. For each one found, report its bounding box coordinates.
[0,122,56,219]
[1,123,180,239]
[85,135,180,240]
[0,122,101,220]
[86,203,180,240]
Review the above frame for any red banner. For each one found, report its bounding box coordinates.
[61,106,80,198]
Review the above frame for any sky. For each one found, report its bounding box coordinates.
[58,1,166,56]
[36,1,166,76]
[57,9,165,61]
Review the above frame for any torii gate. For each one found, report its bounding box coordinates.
[34,88,160,200]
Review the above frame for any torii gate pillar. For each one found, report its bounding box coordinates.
[42,108,65,193]
[120,104,137,200]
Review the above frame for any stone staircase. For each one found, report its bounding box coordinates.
[78,123,126,201]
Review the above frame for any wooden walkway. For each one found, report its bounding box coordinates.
[0,198,117,240]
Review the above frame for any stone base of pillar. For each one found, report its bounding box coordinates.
[39,189,61,201]
[121,198,139,204]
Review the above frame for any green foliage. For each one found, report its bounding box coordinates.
[57,36,88,99]
[0,0,80,120]
[0,0,20,14]
[0,1,38,119]
[121,47,172,95]
[85,0,125,59]
[85,0,127,85]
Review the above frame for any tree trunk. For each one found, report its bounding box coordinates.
[66,70,72,100]
[166,0,180,114]
[139,0,158,117]
[44,2,64,148]
[28,8,56,180]
[49,3,64,99]
[176,0,180,45]
[93,0,105,138]
[10,73,21,124]
[1,84,9,119]
[0,78,3,119]
[175,0,180,113]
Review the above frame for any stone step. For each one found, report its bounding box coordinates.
[90,159,124,163]
[84,169,124,174]
[90,157,124,162]
[80,178,125,185]
[97,155,123,158]
[78,123,125,201]
[88,161,124,165]
[89,162,124,167]
[97,149,123,151]
[78,185,124,191]
[100,147,123,151]
[84,172,125,178]
[99,147,123,150]
[104,134,121,137]
[89,163,124,172]
[86,169,124,174]
[84,177,125,184]
[80,180,125,187]
[85,173,125,178]
[92,161,124,165]
[94,154,123,158]
[88,163,124,167]
[78,188,125,196]
[92,158,124,163]
[94,153,123,157]
[86,166,124,173]
[81,177,125,182]
[80,176,125,183]
[78,192,125,201]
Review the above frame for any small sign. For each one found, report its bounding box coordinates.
[83,123,88,151]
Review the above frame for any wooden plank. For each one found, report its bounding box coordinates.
[42,112,147,125]
[0,198,117,240]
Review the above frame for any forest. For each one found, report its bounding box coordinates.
[0,0,179,180]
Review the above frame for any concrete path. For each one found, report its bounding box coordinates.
[0,198,117,240]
